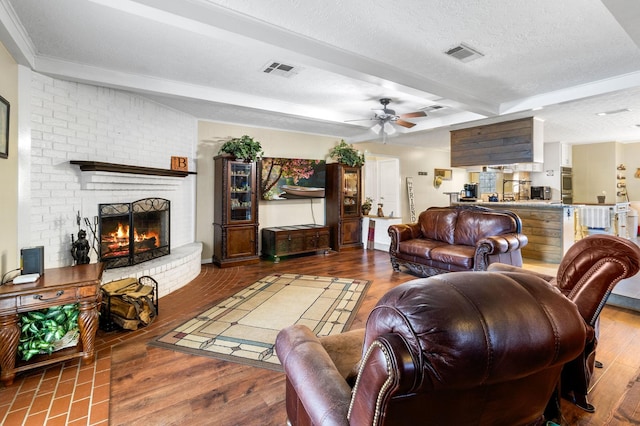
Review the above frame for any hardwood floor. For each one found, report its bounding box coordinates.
[106,250,640,425]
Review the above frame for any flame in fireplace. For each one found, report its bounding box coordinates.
[101,222,161,258]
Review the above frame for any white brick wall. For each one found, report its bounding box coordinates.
[28,72,198,276]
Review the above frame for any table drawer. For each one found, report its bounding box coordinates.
[19,288,78,309]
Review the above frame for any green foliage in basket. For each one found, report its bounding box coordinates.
[329,140,365,167]
[218,135,264,162]
[18,303,79,361]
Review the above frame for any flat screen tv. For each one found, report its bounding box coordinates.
[260,157,326,200]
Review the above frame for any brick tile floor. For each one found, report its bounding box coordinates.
[0,264,237,425]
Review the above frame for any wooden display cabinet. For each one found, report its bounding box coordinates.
[326,163,363,251]
[213,155,259,267]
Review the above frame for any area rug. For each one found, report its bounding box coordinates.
[149,273,370,371]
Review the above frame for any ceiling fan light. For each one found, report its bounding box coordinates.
[371,123,382,134]
[383,122,396,135]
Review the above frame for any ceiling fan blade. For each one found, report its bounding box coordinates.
[395,119,416,128]
[399,111,427,119]
[344,118,375,123]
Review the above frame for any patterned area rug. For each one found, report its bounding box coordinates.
[149,273,370,371]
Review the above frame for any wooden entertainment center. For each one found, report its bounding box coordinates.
[262,224,330,262]
[0,263,105,386]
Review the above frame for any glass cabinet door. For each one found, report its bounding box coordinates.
[229,162,253,222]
[342,168,360,217]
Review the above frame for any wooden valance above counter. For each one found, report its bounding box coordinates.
[450,117,544,167]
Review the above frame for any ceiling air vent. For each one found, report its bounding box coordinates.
[444,43,484,63]
[262,61,299,78]
[422,105,447,112]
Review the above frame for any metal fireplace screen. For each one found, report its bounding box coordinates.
[98,198,170,269]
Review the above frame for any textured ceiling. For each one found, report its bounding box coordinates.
[1,0,640,149]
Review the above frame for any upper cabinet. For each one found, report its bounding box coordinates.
[450,117,543,167]
[560,142,572,167]
[544,142,572,170]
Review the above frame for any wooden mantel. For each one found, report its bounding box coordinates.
[70,161,194,177]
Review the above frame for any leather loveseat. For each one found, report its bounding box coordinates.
[388,205,528,277]
[276,271,587,425]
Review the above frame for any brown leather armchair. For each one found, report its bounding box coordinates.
[488,234,640,413]
[276,271,587,425]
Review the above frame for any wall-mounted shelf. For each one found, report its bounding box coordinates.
[70,161,195,177]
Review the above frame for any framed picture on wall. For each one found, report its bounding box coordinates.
[0,94,9,159]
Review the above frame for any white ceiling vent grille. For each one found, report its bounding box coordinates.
[262,61,299,78]
[444,43,484,63]
[421,105,447,112]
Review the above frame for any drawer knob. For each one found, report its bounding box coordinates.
[33,290,64,301]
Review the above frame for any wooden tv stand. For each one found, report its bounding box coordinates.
[262,224,331,263]
[0,263,105,386]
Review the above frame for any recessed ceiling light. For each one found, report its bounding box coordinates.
[595,108,631,116]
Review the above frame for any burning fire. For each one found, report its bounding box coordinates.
[102,222,160,258]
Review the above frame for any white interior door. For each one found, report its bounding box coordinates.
[377,158,400,218]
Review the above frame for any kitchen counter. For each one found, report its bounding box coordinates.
[454,200,565,208]
[453,201,573,263]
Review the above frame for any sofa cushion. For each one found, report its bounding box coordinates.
[398,238,448,258]
[429,245,476,269]
[419,208,458,244]
[453,210,517,246]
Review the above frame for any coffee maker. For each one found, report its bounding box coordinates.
[461,183,479,201]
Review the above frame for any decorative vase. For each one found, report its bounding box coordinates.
[377,203,384,217]
[597,196,605,204]
[362,207,370,216]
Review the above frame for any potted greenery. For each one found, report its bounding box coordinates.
[18,303,79,361]
[218,135,264,162]
[362,197,373,215]
[328,140,365,167]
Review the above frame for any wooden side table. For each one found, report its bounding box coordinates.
[0,263,105,386]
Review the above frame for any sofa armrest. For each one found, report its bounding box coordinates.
[276,325,354,426]
[388,223,422,243]
[474,233,529,271]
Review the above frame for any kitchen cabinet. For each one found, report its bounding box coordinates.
[326,163,363,251]
[212,155,259,267]
[560,143,572,167]
[450,117,543,167]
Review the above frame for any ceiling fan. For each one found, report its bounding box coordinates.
[346,98,427,136]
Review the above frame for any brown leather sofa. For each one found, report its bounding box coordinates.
[276,271,587,425]
[488,234,640,413]
[388,205,528,277]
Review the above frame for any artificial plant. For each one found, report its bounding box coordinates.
[329,140,365,167]
[218,135,264,162]
[18,303,79,361]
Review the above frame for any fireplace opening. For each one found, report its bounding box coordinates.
[99,198,170,269]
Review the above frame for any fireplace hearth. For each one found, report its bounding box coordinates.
[98,198,170,269]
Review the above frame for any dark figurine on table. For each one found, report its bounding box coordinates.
[71,229,91,265]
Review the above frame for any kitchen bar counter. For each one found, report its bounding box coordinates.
[453,201,572,262]
[455,200,564,208]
